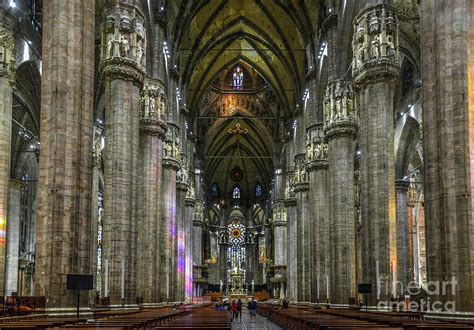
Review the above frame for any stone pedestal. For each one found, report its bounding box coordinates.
[35,0,95,308]
[353,4,400,303]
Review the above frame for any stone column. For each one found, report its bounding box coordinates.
[293,155,311,302]
[184,185,196,302]
[272,202,287,296]
[421,0,474,310]
[217,227,229,291]
[6,180,22,295]
[137,79,167,305]
[306,125,329,303]
[395,179,409,290]
[91,126,102,297]
[161,123,180,301]
[176,154,189,302]
[284,172,297,302]
[35,0,95,309]
[192,200,204,296]
[324,79,358,304]
[100,4,146,305]
[0,11,15,298]
[353,5,400,303]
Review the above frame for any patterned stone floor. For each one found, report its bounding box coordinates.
[231,309,282,330]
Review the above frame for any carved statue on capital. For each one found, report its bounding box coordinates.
[0,27,15,81]
[293,155,309,184]
[323,80,358,138]
[163,126,180,161]
[100,5,147,80]
[352,5,400,81]
[177,154,189,185]
[306,127,328,162]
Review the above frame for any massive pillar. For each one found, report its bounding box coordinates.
[0,12,15,297]
[284,172,297,301]
[293,155,311,302]
[192,200,204,297]
[161,123,180,301]
[271,169,287,299]
[176,154,189,302]
[137,79,166,304]
[6,180,22,295]
[324,80,358,304]
[35,0,95,308]
[422,0,474,311]
[395,179,409,290]
[306,125,329,303]
[353,5,400,303]
[100,4,146,305]
[184,181,196,302]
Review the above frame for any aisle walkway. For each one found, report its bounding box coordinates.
[231,309,282,330]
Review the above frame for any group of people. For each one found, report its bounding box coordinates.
[214,298,258,322]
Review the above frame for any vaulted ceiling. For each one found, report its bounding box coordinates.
[173,0,319,114]
[167,0,320,204]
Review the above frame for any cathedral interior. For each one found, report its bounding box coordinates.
[0,0,473,317]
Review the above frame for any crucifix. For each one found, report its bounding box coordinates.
[228,122,248,156]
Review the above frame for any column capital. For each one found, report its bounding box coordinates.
[0,26,16,82]
[306,125,329,171]
[352,4,400,86]
[323,79,358,140]
[293,154,309,187]
[139,78,167,137]
[100,4,147,86]
[163,124,181,167]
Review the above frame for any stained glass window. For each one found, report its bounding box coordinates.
[232,186,241,199]
[227,220,246,284]
[211,182,220,197]
[232,65,243,90]
[255,184,262,198]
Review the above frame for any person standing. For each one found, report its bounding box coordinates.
[237,299,243,320]
[248,298,257,322]
[230,300,238,320]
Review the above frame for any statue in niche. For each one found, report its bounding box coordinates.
[160,94,166,119]
[136,39,144,65]
[119,34,130,57]
[371,35,380,59]
[387,38,396,61]
[322,143,329,158]
[307,140,313,161]
[314,142,322,160]
[164,141,172,158]
[323,98,331,124]
[149,95,156,117]
[301,163,308,181]
[106,33,115,58]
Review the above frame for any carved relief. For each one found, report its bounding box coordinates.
[100,5,147,81]
[284,174,295,200]
[177,154,189,185]
[306,127,328,162]
[352,5,399,80]
[293,154,309,184]
[140,80,167,121]
[164,125,181,161]
[323,79,358,138]
[0,27,16,80]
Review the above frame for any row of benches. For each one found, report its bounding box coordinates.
[257,304,474,330]
[156,305,232,329]
[0,306,189,329]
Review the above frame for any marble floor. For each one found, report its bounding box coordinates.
[231,309,282,330]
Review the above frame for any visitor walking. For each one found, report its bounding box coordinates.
[237,299,243,320]
[230,300,238,320]
[248,298,257,322]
